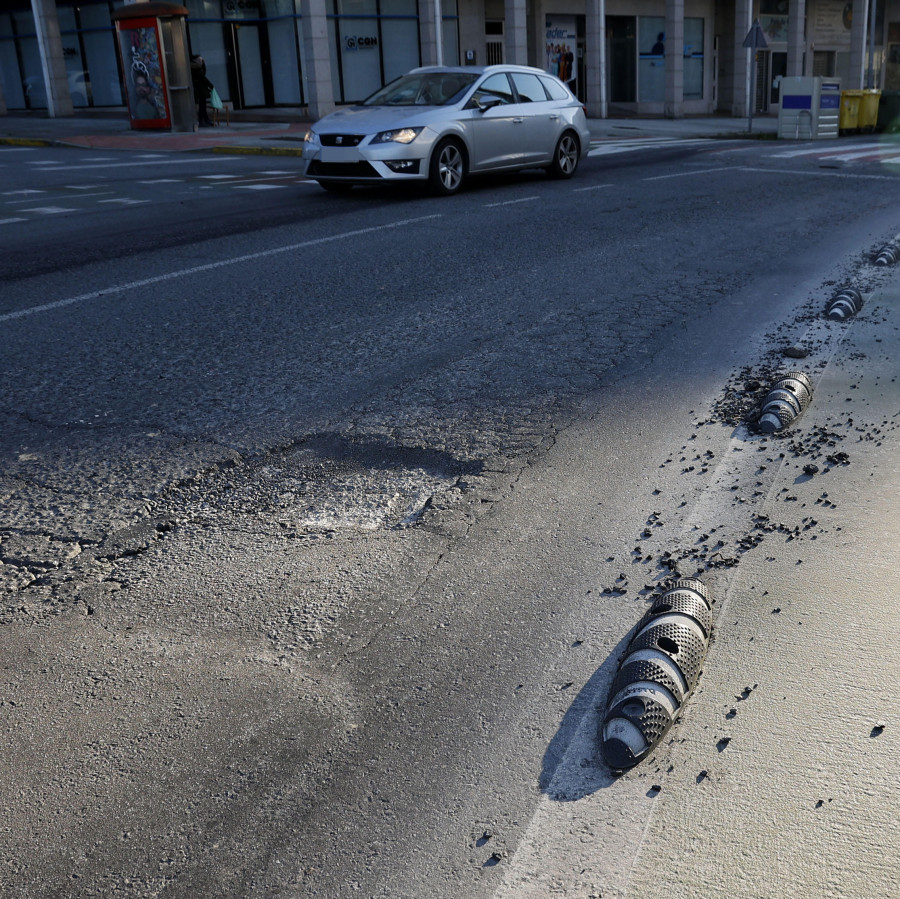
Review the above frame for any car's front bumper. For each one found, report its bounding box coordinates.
[301,139,433,183]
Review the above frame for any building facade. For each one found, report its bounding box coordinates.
[0,0,896,120]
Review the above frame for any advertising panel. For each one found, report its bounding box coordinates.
[118,18,170,129]
[546,16,577,95]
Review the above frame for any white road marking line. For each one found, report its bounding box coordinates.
[225,175,299,186]
[0,214,441,324]
[2,189,43,196]
[198,174,237,179]
[7,191,114,204]
[819,148,900,161]
[484,196,539,208]
[26,160,63,166]
[97,198,150,205]
[572,183,614,192]
[0,217,27,225]
[589,138,714,157]
[66,184,102,190]
[20,206,76,214]
[260,170,293,175]
[643,165,745,181]
[138,179,183,184]
[234,183,285,190]
[769,141,884,158]
[741,164,899,180]
[33,157,237,172]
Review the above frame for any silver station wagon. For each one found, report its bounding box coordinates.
[301,64,591,195]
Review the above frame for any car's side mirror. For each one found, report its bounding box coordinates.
[475,95,503,112]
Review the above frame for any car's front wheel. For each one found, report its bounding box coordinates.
[429,138,466,196]
[547,131,580,179]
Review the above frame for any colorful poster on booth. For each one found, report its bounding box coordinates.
[546,17,577,95]
[118,20,170,129]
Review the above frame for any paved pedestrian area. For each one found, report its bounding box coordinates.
[0,107,778,156]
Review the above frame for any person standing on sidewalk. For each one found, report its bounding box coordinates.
[190,54,214,127]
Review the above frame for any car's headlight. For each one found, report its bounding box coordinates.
[371,127,423,145]
[303,130,320,145]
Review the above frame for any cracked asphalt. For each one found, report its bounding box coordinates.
[2,140,899,896]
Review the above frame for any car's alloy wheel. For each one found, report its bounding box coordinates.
[548,132,579,179]
[429,139,465,195]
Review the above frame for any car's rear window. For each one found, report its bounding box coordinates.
[539,76,572,101]
[511,72,547,102]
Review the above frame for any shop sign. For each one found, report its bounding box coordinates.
[223,0,262,20]
[813,0,853,46]
[345,35,379,51]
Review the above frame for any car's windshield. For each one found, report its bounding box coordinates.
[363,72,479,107]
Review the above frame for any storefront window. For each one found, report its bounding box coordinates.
[684,17,703,100]
[327,0,422,103]
[79,4,124,106]
[0,15,22,107]
[638,16,665,102]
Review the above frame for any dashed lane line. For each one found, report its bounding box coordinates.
[0,214,441,324]
[484,196,539,208]
[16,206,76,214]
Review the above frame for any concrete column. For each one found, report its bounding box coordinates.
[665,0,684,118]
[300,0,335,118]
[732,0,752,117]
[504,0,528,66]
[848,0,869,88]
[787,0,805,77]
[585,0,606,117]
[419,0,440,66]
[31,0,73,117]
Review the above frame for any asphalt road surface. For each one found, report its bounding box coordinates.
[2,136,899,897]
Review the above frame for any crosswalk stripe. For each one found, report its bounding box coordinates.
[769,141,884,158]
[588,138,715,157]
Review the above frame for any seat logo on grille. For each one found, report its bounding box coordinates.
[336,136,343,145]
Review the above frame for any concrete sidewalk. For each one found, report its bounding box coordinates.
[0,107,778,156]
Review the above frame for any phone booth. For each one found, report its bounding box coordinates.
[112,2,194,132]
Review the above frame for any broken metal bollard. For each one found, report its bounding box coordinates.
[601,578,712,771]
[874,244,900,266]
[758,370,813,433]
[826,288,864,321]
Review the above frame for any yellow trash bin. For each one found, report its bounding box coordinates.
[840,90,863,132]
[859,89,881,131]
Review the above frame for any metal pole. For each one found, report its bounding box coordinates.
[434,0,443,66]
[748,49,754,133]
[867,0,876,88]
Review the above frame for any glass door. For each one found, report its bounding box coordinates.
[228,22,268,108]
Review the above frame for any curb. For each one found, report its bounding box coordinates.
[210,145,305,157]
[0,137,53,147]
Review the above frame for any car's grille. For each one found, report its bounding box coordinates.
[308,160,380,178]
[320,134,365,147]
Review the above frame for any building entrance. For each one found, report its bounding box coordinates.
[226,22,270,108]
[606,16,635,104]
